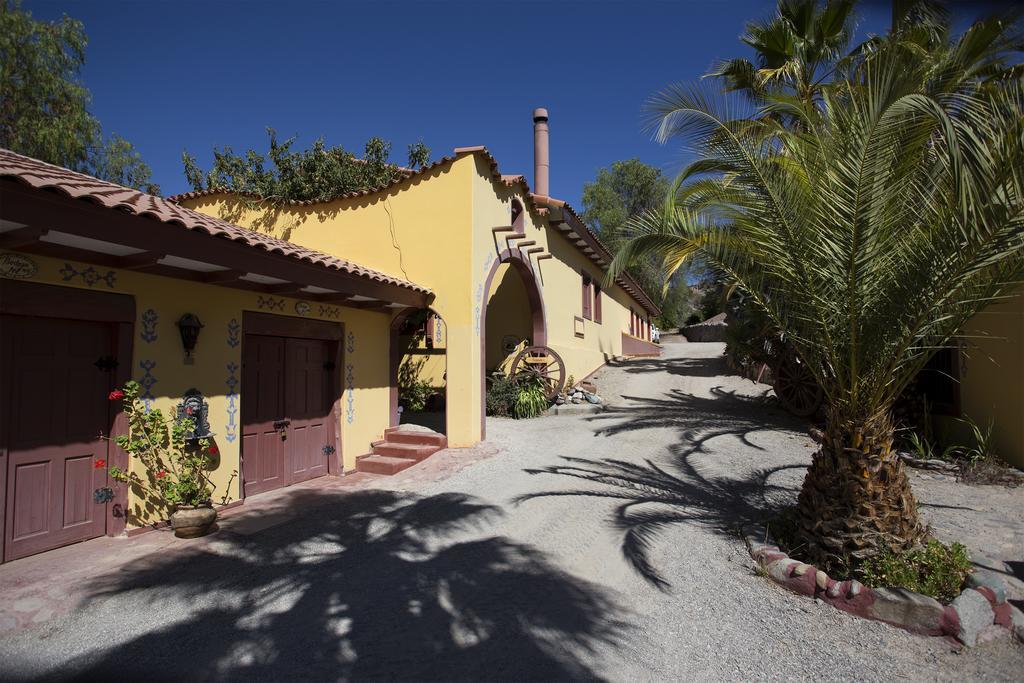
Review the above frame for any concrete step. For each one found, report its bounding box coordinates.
[355,455,416,475]
[372,442,438,461]
[383,429,447,448]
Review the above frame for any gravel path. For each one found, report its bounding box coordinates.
[2,339,1022,681]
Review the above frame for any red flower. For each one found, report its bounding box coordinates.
[155,470,167,479]
[208,445,219,455]
[94,459,106,469]
[108,390,124,401]
[185,406,194,416]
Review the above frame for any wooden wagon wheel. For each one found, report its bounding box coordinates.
[774,352,823,417]
[510,345,566,400]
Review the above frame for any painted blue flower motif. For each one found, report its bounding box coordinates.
[225,361,239,442]
[227,318,240,348]
[319,305,340,319]
[140,309,158,343]
[138,359,157,412]
[61,262,116,288]
[345,363,355,424]
[257,295,285,311]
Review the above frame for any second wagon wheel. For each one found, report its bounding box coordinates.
[510,345,566,400]
[773,352,823,418]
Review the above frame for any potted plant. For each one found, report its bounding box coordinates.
[106,381,221,538]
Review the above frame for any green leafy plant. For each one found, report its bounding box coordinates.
[513,372,549,420]
[105,381,226,511]
[486,370,551,419]
[398,356,433,412]
[182,128,431,206]
[905,430,959,462]
[485,373,518,417]
[955,415,995,466]
[858,539,972,603]
[0,0,158,192]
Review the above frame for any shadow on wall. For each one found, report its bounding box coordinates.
[36,490,628,681]
[517,354,810,590]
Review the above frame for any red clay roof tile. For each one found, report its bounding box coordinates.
[0,148,432,297]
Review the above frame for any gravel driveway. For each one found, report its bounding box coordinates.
[2,339,1022,681]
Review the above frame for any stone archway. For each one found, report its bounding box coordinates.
[479,248,547,436]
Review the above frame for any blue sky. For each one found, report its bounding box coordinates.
[23,1,993,207]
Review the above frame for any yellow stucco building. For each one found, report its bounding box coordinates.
[0,110,660,562]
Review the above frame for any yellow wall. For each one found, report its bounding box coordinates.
[484,262,534,370]
[184,158,481,446]
[956,293,1024,468]
[183,151,657,444]
[2,250,393,526]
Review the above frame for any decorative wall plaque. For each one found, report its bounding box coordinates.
[176,388,214,440]
[0,253,38,279]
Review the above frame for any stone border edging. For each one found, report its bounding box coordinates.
[743,525,1024,647]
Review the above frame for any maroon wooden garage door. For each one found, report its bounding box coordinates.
[241,317,339,498]
[1,316,114,562]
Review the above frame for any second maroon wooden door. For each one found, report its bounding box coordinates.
[242,334,334,497]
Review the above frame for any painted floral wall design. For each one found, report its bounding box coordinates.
[60,262,116,288]
[319,305,340,319]
[345,363,355,425]
[345,330,355,425]
[227,318,240,348]
[225,361,239,443]
[140,308,158,343]
[138,359,157,412]
[257,295,285,311]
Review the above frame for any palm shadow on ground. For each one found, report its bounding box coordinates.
[517,363,810,591]
[30,490,628,682]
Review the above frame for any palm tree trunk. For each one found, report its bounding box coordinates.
[795,410,925,571]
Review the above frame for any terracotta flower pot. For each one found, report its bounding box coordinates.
[170,503,217,538]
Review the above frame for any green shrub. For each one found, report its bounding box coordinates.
[858,539,972,603]
[513,373,548,419]
[398,357,433,412]
[485,374,518,417]
[486,371,550,419]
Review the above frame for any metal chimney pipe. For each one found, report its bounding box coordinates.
[533,108,549,196]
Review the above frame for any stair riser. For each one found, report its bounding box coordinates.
[373,444,438,461]
[383,430,447,447]
[356,459,415,475]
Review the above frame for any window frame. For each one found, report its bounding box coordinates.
[582,272,593,321]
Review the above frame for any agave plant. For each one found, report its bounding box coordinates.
[614,27,1024,568]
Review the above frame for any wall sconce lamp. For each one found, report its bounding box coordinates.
[176,313,204,358]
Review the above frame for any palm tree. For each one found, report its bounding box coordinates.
[706,0,856,106]
[614,25,1024,569]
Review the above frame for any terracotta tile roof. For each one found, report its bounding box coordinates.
[0,148,432,296]
[528,193,661,315]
